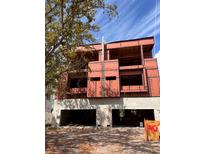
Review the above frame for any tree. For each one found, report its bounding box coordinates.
[45,0,117,95]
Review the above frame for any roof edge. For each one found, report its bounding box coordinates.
[81,36,154,46]
[107,36,154,44]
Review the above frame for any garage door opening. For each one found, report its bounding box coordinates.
[60,109,96,126]
[112,109,154,127]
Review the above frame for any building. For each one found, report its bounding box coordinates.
[52,36,160,127]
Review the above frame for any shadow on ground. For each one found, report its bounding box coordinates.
[45,127,160,154]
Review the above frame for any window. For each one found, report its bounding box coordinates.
[70,78,87,88]
[119,57,142,66]
[120,74,143,86]
[106,76,116,80]
[90,77,100,81]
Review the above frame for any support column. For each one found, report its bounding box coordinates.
[98,51,102,61]
[101,37,105,97]
[140,45,144,65]
[106,50,110,60]
[142,68,148,89]
[96,105,112,127]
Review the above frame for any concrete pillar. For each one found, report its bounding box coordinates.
[140,45,144,65]
[96,105,112,127]
[52,100,61,126]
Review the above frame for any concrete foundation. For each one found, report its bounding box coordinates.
[45,99,53,126]
[52,97,160,127]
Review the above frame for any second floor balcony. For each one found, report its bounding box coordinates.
[69,87,87,94]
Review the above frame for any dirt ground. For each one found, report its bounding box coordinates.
[45,126,160,154]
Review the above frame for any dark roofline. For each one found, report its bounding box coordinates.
[107,36,154,44]
[83,42,101,46]
[82,36,154,46]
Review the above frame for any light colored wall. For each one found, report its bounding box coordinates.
[96,105,111,127]
[45,98,58,126]
[53,97,160,127]
[45,100,52,125]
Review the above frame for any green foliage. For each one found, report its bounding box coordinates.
[45,0,117,92]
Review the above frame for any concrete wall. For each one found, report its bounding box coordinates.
[45,99,57,126]
[45,100,52,125]
[53,97,160,127]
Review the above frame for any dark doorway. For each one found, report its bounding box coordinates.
[60,109,96,126]
[112,109,155,127]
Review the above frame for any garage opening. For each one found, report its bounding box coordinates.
[112,109,154,127]
[60,109,96,126]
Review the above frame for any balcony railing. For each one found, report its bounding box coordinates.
[69,87,87,94]
[120,85,147,92]
[119,65,143,70]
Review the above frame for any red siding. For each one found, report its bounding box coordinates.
[87,60,120,97]
[57,37,160,99]
[145,58,160,97]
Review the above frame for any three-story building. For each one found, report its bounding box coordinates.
[53,36,160,127]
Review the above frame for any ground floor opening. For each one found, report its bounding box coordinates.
[112,109,155,127]
[60,109,96,126]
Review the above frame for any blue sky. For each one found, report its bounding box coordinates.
[92,0,160,57]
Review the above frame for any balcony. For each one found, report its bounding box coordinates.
[121,85,147,92]
[67,76,87,95]
[119,65,143,70]
[120,73,148,93]
[69,87,87,94]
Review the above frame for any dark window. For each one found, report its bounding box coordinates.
[120,74,143,86]
[90,77,100,81]
[119,57,142,66]
[106,76,116,80]
[70,78,87,88]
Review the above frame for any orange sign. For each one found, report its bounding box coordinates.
[144,120,160,141]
